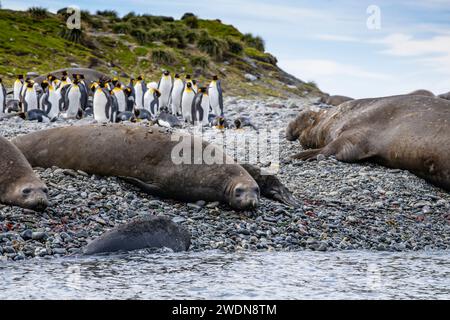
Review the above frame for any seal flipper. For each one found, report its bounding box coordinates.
[119,176,166,197]
[241,164,300,207]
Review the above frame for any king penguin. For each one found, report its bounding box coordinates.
[209,75,224,116]
[158,70,172,109]
[0,78,6,114]
[39,81,61,120]
[169,73,184,116]
[143,82,161,118]
[134,75,146,109]
[93,81,116,123]
[111,82,127,113]
[22,80,39,112]
[191,87,210,126]
[13,75,24,101]
[63,78,85,119]
[181,82,196,123]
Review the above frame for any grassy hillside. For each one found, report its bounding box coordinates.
[0,8,321,98]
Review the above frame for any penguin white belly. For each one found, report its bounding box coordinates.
[171,81,184,115]
[47,91,60,119]
[24,90,39,111]
[13,81,22,101]
[134,84,143,109]
[209,86,220,115]
[66,87,81,118]
[159,79,172,107]
[93,90,108,122]
[114,90,126,112]
[200,95,210,126]
[181,91,195,122]
[143,91,156,116]
[0,86,4,114]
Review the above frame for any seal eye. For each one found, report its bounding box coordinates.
[235,188,243,197]
[22,188,32,196]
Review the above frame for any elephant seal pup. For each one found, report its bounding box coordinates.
[83,216,190,255]
[407,89,435,97]
[0,136,48,211]
[12,124,261,210]
[286,95,450,191]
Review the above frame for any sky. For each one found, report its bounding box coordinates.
[2,0,450,98]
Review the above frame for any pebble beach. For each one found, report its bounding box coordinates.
[1,97,449,262]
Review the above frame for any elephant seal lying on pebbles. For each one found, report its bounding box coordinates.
[0,136,49,211]
[407,89,435,97]
[12,124,298,210]
[319,94,354,106]
[438,92,450,100]
[286,95,450,191]
[84,216,190,255]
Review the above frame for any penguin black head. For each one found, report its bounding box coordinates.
[17,75,24,80]
[99,81,107,89]
[199,87,208,94]
[73,78,80,85]
[154,89,162,98]
[62,71,68,76]
[186,82,192,89]
[174,74,180,79]
[41,81,49,90]
[72,74,78,79]
[112,77,119,85]
[61,76,67,81]
[137,75,143,81]
[80,74,85,80]
[26,82,34,88]
[192,79,197,85]
[114,82,121,88]
[124,87,132,96]
[0,78,2,83]
[48,75,56,82]
[163,70,170,76]
[213,75,219,81]
[186,74,192,80]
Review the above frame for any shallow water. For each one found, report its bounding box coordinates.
[0,250,449,299]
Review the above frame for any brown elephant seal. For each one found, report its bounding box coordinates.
[12,124,298,210]
[438,92,450,100]
[286,95,450,191]
[0,136,49,211]
[319,94,354,106]
[407,89,435,97]
[83,216,191,255]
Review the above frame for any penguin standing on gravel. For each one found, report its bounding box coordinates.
[134,75,146,109]
[39,81,61,120]
[0,78,6,114]
[209,75,224,116]
[158,71,172,109]
[111,82,127,113]
[169,73,184,116]
[22,80,39,112]
[191,87,210,126]
[94,81,116,122]
[75,74,89,110]
[13,75,24,101]
[144,82,161,118]
[63,78,85,119]
[181,82,196,123]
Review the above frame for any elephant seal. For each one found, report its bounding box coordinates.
[12,124,298,209]
[286,95,450,191]
[319,94,354,106]
[83,216,190,255]
[407,89,435,97]
[438,92,450,101]
[0,136,49,211]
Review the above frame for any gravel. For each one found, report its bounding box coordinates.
[0,96,449,261]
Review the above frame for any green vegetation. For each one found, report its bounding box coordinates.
[0,9,321,98]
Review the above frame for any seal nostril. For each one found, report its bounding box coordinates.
[22,188,32,196]
[42,187,49,194]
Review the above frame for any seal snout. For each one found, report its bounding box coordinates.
[21,186,49,212]
[231,183,260,210]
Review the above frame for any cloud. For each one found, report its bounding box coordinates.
[279,58,391,81]
[315,34,360,42]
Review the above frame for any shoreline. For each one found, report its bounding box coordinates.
[1,97,449,261]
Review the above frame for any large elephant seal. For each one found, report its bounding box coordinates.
[438,91,450,100]
[12,124,298,210]
[319,94,354,106]
[407,89,435,97]
[286,95,450,191]
[0,136,48,211]
[83,216,191,255]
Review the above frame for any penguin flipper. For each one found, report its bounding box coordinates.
[119,176,166,198]
[241,164,301,208]
[217,80,224,115]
